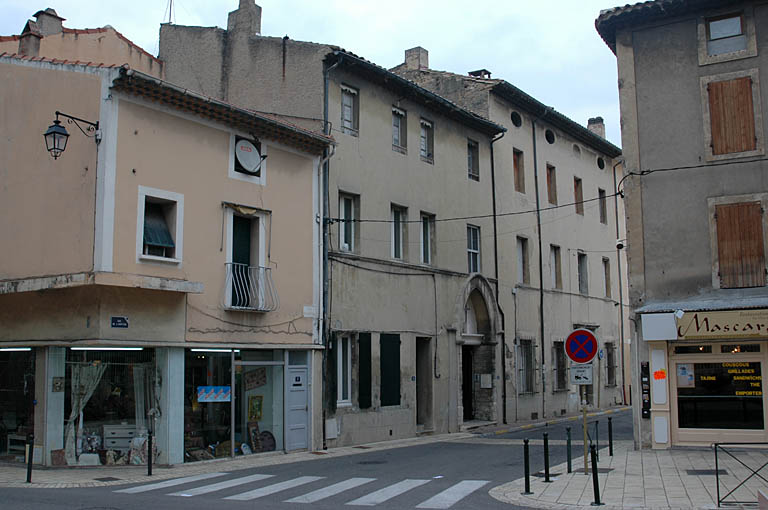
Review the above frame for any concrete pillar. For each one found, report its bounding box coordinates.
[43,347,66,465]
[155,347,184,465]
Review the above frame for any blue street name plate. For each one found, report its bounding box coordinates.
[111,316,129,328]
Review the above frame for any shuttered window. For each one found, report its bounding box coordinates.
[716,201,765,288]
[708,77,756,155]
[380,334,401,406]
[358,333,372,409]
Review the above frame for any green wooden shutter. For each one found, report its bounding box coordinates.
[380,334,401,406]
[358,333,372,409]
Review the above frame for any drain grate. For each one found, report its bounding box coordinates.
[358,460,387,465]
[94,477,121,482]
[687,469,727,476]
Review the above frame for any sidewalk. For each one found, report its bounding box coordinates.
[490,441,768,510]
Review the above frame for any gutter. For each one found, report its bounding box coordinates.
[489,131,507,424]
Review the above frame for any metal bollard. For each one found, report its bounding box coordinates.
[595,420,600,462]
[543,432,551,482]
[590,444,602,506]
[522,439,532,495]
[25,433,34,483]
[608,417,613,456]
[147,432,153,476]
[566,426,572,473]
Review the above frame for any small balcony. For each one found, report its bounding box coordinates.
[223,263,279,312]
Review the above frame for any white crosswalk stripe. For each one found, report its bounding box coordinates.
[415,480,490,509]
[113,472,228,494]
[167,473,275,497]
[223,475,324,501]
[285,477,376,503]
[346,479,431,506]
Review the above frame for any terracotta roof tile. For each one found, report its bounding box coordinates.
[0,51,124,69]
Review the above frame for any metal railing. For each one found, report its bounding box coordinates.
[714,442,768,507]
[223,263,279,312]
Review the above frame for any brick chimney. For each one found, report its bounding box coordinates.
[33,8,64,36]
[227,0,262,36]
[404,47,429,70]
[588,117,606,139]
[18,20,42,56]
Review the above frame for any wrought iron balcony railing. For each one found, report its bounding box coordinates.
[223,263,279,312]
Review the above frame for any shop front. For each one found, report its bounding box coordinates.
[183,348,309,462]
[0,348,35,463]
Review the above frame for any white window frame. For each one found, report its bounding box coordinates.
[391,205,407,260]
[339,194,356,252]
[228,133,267,185]
[697,7,757,66]
[341,84,359,135]
[337,335,352,406]
[224,206,267,309]
[420,213,434,265]
[392,106,406,152]
[467,224,480,273]
[136,186,184,265]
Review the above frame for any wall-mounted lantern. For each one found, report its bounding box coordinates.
[43,111,99,159]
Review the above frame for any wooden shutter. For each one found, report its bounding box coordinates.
[716,201,765,288]
[380,334,401,406]
[358,333,372,409]
[708,77,756,155]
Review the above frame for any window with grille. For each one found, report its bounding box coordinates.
[605,342,616,386]
[553,341,567,391]
[715,201,765,288]
[519,340,535,394]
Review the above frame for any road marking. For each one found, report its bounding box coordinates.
[168,473,274,497]
[346,479,430,506]
[224,476,323,501]
[114,472,228,493]
[416,480,490,509]
[284,477,376,503]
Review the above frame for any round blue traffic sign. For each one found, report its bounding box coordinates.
[565,329,598,364]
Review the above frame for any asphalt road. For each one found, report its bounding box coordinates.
[3,409,633,510]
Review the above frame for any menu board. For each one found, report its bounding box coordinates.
[677,362,762,397]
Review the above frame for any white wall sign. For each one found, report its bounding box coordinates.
[570,364,593,385]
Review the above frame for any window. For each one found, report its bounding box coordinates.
[339,193,358,252]
[574,177,584,215]
[605,342,616,386]
[230,135,267,183]
[420,119,434,163]
[225,207,268,310]
[598,188,607,224]
[545,129,556,144]
[336,336,352,405]
[578,252,588,295]
[467,225,480,273]
[358,333,372,409]
[420,213,435,265]
[707,14,746,56]
[341,84,359,135]
[392,106,407,152]
[519,339,535,394]
[603,257,612,298]
[467,139,479,181]
[137,186,183,264]
[380,334,400,406]
[391,205,407,260]
[550,245,562,289]
[513,149,525,193]
[706,75,758,157]
[715,201,765,288]
[517,236,529,285]
[553,341,567,391]
[546,164,557,205]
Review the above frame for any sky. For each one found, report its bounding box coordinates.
[2,0,623,146]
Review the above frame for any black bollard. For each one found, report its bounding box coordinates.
[543,432,551,482]
[566,426,572,474]
[608,417,613,457]
[522,439,532,495]
[590,444,602,506]
[25,433,34,483]
[147,432,153,476]
[595,420,600,462]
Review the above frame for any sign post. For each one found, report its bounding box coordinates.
[565,328,599,474]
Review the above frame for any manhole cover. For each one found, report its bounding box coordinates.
[532,472,562,477]
[687,469,727,476]
[358,460,387,465]
[94,477,121,482]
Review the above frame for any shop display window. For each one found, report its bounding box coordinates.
[674,345,712,354]
[63,349,157,466]
[0,350,35,462]
[235,364,284,455]
[677,361,764,429]
[184,350,232,461]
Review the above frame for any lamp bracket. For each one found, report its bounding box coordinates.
[56,111,99,138]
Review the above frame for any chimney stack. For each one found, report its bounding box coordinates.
[588,116,606,139]
[18,20,42,56]
[228,0,262,36]
[33,8,64,36]
[404,47,429,70]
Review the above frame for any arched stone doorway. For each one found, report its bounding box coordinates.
[455,275,501,425]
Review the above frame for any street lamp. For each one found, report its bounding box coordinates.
[43,111,99,159]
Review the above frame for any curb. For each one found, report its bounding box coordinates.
[478,406,632,438]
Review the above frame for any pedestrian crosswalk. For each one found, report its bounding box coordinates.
[113,472,490,508]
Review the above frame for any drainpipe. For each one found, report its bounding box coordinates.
[613,158,627,405]
[489,130,507,424]
[321,56,341,449]
[531,112,549,420]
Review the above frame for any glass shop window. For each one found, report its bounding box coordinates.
[234,364,284,456]
[0,350,35,462]
[676,361,763,429]
[184,350,232,462]
[673,345,712,354]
